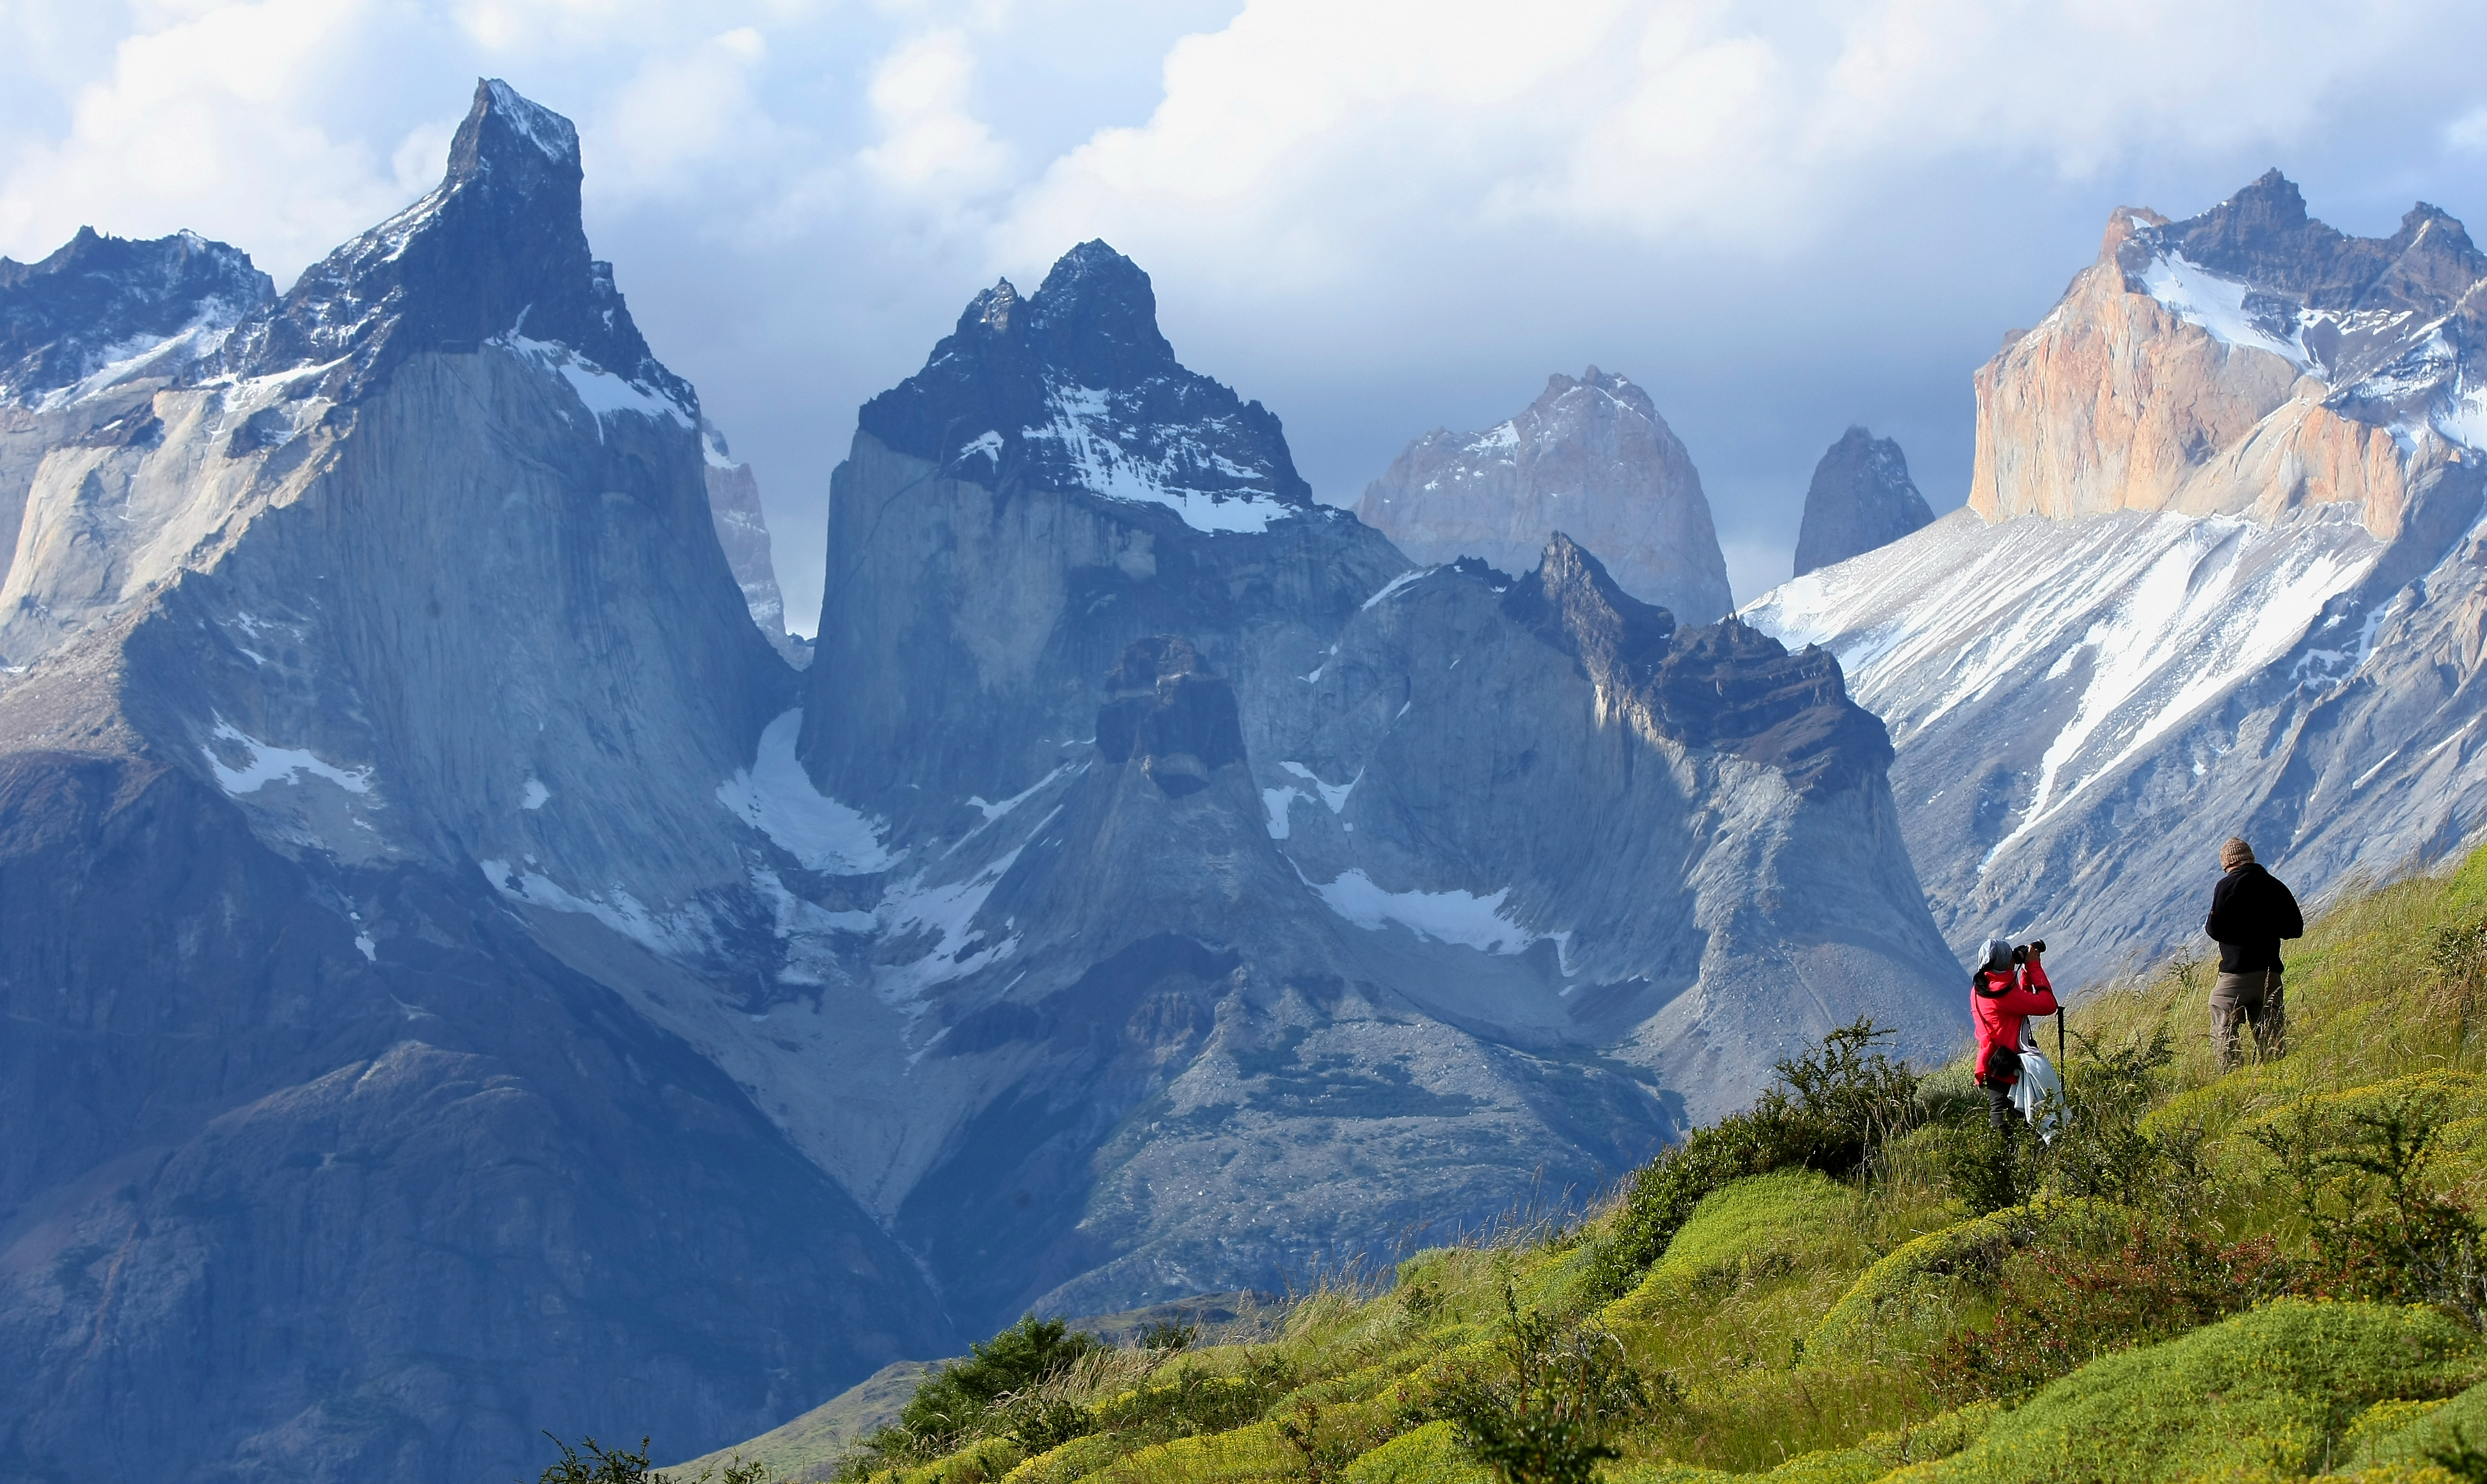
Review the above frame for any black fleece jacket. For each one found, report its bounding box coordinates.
[2205,862,2304,974]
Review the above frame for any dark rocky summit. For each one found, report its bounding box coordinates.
[0,228,271,404]
[1792,427,1933,576]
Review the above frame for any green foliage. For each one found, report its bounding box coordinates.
[850,1314,1105,1468]
[1433,1286,1658,1484]
[1588,1020,1919,1298]
[1087,1351,1296,1451]
[2434,915,2487,1002]
[1922,1219,2293,1403]
[2251,1093,2487,1325]
[534,1435,768,1484]
[1142,1320,1202,1352]
[1911,1300,2482,1482]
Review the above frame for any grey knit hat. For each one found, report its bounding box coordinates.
[2221,837,2255,871]
[1980,936,2013,972]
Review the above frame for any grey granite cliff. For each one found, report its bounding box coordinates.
[1356,368,1733,622]
[1792,427,1933,576]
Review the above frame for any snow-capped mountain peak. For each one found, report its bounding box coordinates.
[219,78,688,413]
[855,239,1312,532]
[1753,170,2487,987]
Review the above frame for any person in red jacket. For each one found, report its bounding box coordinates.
[1971,936,2059,1132]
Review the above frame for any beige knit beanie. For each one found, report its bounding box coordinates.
[2221,837,2255,871]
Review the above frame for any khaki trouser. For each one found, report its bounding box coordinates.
[2211,968,2286,1071]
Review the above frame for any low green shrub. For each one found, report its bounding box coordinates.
[1587,1021,1920,1298]
[1605,1170,1846,1323]
[1804,1200,2104,1362]
[1923,1219,2293,1403]
[2250,1092,2487,1326]
[848,1316,1105,1469]
[1909,1300,2483,1482]
[1433,1286,1661,1484]
[1090,1352,1295,1448]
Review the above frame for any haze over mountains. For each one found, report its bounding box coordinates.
[0,81,1959,1484]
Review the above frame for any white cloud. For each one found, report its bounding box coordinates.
[993,0,2450,280]
[0,0,410,276]
[2450,104,2487,154]
[858,26,1011,196]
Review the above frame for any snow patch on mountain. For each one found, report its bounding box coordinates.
[203,718,373,796]
[1309,868,1551,956]
[717,711,897,873]
[498,333,693,435]
[481,858,699,956]
[1024,382,1297,533]
[1280,760,1361,812]
[2138,253,2312,371]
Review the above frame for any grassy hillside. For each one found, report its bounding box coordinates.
[667,846,2487,1484]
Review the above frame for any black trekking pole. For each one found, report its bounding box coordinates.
[2057,1008,2065,1062]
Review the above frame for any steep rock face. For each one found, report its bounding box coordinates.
[770,251,1959,1328]
[1749,174,2487,977]
[1793,427,1933,576]
[700,418,808,667]
[0,81,951,1484]
[1968,170,2483,539]
[1356,368,1733,622]
[0,229,272,602]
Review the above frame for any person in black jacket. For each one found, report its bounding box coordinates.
[2204,836,2303,1071]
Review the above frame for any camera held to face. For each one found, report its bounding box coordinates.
[2010,938,2047,965]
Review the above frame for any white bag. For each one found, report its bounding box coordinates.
[2011,1045,2065,1142]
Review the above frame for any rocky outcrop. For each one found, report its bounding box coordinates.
[0,227,270,405]
[1356,368,1733,622]
[1793,427,1932,576]
[1749,173,2487,979]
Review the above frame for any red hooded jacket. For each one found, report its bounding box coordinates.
[1971,960,2058,1085]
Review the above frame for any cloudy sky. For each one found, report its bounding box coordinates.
[8,1,2487,628]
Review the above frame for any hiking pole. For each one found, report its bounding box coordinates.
[2057,1008,2065,1062]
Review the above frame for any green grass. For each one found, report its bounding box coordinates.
[697,845,2487,1484]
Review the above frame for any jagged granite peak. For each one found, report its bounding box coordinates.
[785,251,1959,1331]
[0,226,272,404]
[1355,367,1732,623]
[853,239,1312,532]
[1973,171,2487,533]
[2130,169,2487,318]
[1752,169,2487,984]
[219,79,688,409]
[1506,533,1891,798]
[1792,427,1934,576]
